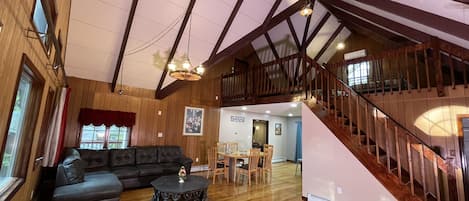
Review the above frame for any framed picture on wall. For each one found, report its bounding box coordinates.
[183,106,204,136]
[275,123,281,135]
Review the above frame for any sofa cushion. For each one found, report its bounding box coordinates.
[137,164,164,176]
[158,146,183,163]
[136,147,157,165]
[53,172,122,201]
[62,155,85,185]
[159,162,181,174]
[111,166,139,179]
[78,149,109,170]
[110,149,136,167]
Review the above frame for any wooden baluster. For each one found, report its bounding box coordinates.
[424,48,431,91]
[373,59,378,95]
[407,135,415,195]
[415,51,421,91]
[374,108,380,164]
[420,145,428,201]
[448,54,455,89]
[321,70,324,104]
[367,59,372,95]
[397,53,402,93]
[365,103,371,154]
[315,68,318,103]
[384,117,391,173]
[334,78,338,120]
[340,84,345,125]
[433,154,441,201]
[389,58,394,94]
[349,89,353,134]
[394,126,402,182]
[380,59,385,95]
[463,59,468,88]
[309,63,313,99]
[405,50,411,92]
[356,95,361,145]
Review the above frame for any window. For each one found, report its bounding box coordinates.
[80,125,130,150]
[0,55,44,197]
[347,62,370,86]
[32,0,56,55]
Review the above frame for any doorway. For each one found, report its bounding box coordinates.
[459,117,469,199]
[253,120,268,150]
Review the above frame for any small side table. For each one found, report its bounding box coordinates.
[151,175,209,201]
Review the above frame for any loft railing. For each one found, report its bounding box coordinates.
[326,38,469,97]
[221,53,320,104]
[304,55,459,201]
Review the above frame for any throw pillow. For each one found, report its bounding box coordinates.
[63,155,85,185]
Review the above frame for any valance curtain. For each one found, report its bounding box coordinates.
[78,108,136,127]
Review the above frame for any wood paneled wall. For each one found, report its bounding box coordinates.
[63,46,251,165]
[0,0,71,200]
[367,86,469,167]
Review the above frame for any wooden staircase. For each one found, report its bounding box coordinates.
[220,38,465,201]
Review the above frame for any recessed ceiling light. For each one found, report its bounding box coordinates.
[290,103,297,108]
[265,110,271,114]
[241,106,247,110]
[337,42,345,50]
[288,113,293,117]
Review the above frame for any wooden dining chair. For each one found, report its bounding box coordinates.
[216,142,227,162]
[207,146,228,184]
[236,148,261,185]
[259,147,273,182]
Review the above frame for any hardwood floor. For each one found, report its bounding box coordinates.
[120,162,302,201]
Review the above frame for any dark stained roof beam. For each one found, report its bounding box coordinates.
[209,0,243,59]
[314,24,345,61]
[111,0,139,92]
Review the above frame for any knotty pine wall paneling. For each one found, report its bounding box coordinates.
[0,0,71,200]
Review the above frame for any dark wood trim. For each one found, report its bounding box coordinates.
[209,0,243,59]
[301,15,312,51]
[319,0,431,42]
[263,0,282,25]
[111,0,139,92]
[302,12,331,50]
[286,17,301,51]
[41,0,68,86]
[157,0,306,99]
[325,4,410,44]
[264,33,281,60]
[0,54,45,200]
[155,0,196,98]
[314,24,345,61]
[357,0,469,42]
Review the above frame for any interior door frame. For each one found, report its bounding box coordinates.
[457,114,469,200]
[252,119,269,148]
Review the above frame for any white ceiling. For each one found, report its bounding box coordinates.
[223,102,302,117]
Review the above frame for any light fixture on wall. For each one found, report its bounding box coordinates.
[337,42,345,50]
[299,0,313,16]
[167,15,205,81]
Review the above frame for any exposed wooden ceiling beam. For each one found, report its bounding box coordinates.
[209,0,243,59]
[263,0,282,25]
[111,0,139,92]
[155,0,196,98]
[318,0,431,42]
[301,15,312,51]
[156,0,306,99]
[356,0,469,42]
[286,17,301,50]
[302,12,331,50]
[264,33,290,79]
[314,24,345,61]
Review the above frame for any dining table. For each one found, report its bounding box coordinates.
[218,151,264,183]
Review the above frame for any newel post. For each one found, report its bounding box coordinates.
[432,37,445,97]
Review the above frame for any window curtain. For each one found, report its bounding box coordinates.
[43,87,71,167]
[78,108,136,127]
[295,121,302,162]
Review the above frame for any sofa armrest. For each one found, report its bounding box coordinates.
[177,157,193,174]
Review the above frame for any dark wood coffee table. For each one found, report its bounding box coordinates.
[151,175,209,201]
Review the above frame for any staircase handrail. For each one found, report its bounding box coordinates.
[305,56,447,161]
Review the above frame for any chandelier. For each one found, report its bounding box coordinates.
[168,15,205,81]
[299,0,313,16]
